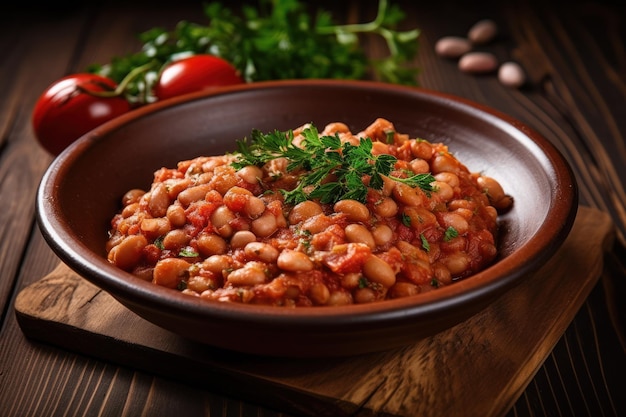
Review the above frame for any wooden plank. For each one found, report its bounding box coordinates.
[14,206,613,417]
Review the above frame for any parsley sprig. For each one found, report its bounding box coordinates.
[88,0,419,105]
[232,125,434,205]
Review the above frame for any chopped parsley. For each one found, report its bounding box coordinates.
[443,226,459,242]
[179,247,199,257]
[154,236,165,250]
[298,229,313,252]
[420,233,430,252]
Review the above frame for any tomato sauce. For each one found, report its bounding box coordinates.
[106,118,512,306]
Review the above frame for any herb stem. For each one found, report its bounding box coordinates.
[316,0,388,35]
[88,0,420,103]
[79,62,158,100]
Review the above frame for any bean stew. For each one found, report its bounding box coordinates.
[106,118,512,306]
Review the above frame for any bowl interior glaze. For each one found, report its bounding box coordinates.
[37,80,577,357]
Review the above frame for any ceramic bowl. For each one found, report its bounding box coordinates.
[36,80,577,357]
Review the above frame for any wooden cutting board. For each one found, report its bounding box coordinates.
[15,206,613,417]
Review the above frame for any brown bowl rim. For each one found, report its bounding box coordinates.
[36,79,578,328]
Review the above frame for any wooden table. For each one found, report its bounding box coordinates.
[1,1,624,416]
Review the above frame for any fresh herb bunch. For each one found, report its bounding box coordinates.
[232,125,435,205]
[88,0,420,105]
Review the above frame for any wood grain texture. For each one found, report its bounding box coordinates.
[1,1,625,417]
[14,206,613,417]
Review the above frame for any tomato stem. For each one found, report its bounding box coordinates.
[77,61,158,100]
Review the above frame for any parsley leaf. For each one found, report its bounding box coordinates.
[401,212,412,227]
[88,0,420,105]
[443,226,459,241]
[232,124,435,205]
[179,247,199,257]
[420,233,430,252]
[154,236,165,250]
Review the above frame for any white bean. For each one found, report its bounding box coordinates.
[459,52,498,74]
[244,242,279,263]
[432,181,454,201]
[237,165,263,184]
[363,255,396,288]
[163,229,189,250]
[477,175,505,203]
[440,212,469,235]
[166,205,186,227]
[177,184,211,208]
[442,253,471,276]
[435,36,472,59]
[211,206,235,229]
[227,264,267,286]
[251,211,278,237]
[410,158,430,174]
[203,255,231,274]
[153,258,190,289]
[371,225,393,246]
[390,282,420,298]
[431,153,460,174]
[354,287,377,304]
[468,19,498,44]
[121,203,139,219]
[148,183,169,217]
[230,230,257,249]
[327,291,353,306]
[434,172,460,188]
[393,182,423,206]
[277,250,314,272]
[196,233,227,256]
[334,199,370,223]
[210,206,235,237]
[344,224,376,249]
[140,217,170,238]
[309,282,330,305]
[122,189,145,206]
[108,234,147,271]
[498,62,526,88]
[288,200,323,224]
[244,196,266,219]
[485,206,498,222]
[373,197,398,218]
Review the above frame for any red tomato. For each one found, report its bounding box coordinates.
[154,55,243,100]
[32,74,131,155]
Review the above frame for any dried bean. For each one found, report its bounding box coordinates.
[468,19,498,44]
[435,36,472,59]
[458,52,498,74]
[498,62,526,88]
